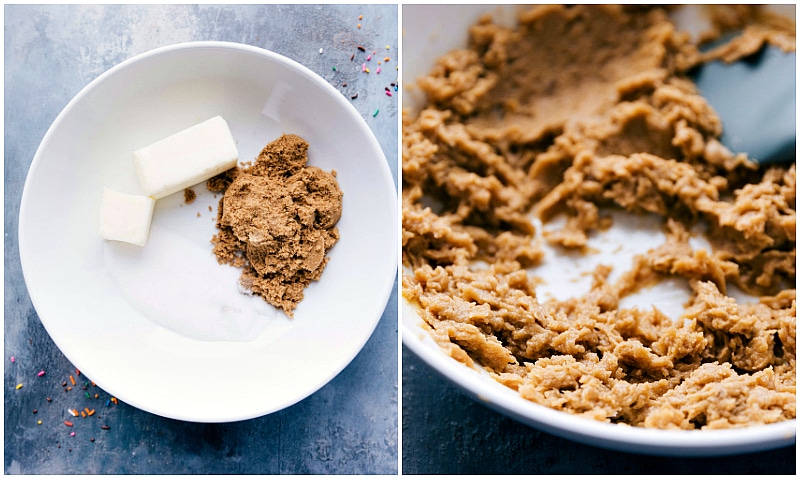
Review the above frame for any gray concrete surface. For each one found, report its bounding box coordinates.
[4,4,397,474]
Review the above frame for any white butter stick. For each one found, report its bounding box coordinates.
[98,187,155,246]
[133,116,239,199]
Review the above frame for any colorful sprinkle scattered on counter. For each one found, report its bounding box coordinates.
[11,363,124,447]
[323,17,398,113]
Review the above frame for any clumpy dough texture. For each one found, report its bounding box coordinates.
[402,5,795,429]
[212,134,342,317]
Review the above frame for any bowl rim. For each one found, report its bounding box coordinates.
[18,40,397,422]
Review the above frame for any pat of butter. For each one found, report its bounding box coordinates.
[132,116,239,199]
[98,187,155,246]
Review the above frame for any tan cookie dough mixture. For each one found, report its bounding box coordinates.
[402,5,795,429]
[211,134,343,317]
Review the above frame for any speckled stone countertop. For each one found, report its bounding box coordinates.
[4,4,397,474]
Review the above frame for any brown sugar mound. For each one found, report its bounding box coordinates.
[402,5,795,429]
[211,134,343,317]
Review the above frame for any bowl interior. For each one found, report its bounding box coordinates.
[19,42,396,422]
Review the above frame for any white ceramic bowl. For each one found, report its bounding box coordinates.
[19,41,397,422]
[401,5,796,456]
